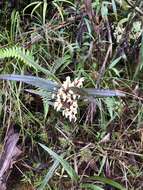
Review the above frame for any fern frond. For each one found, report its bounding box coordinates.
[0,46,34,63]
[0,46,49,74]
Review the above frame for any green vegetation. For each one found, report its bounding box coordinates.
[0,0,143,189]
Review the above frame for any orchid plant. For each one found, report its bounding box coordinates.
[0,74,125,122]
[0,46,126,122]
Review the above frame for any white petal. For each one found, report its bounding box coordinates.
[52,93,56,99]
[73,94,77,100]
[69,90,74,95]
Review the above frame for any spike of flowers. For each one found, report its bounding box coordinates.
[52,76,84,122]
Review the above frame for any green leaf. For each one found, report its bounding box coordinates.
[52,2,64,21]
[80,183,104,190]
[82,88,125,97]
[0,46,54,76]
[23,1,42,15]
[38,160,60,190]
[109,56,122,69]
[39,143,78,182]
[0,74,59,92]
[89,176,127,190]
[31,2,42,17]
[104,97,115,119]
[70,87,125,98]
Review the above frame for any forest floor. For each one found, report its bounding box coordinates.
[0,1,143,190]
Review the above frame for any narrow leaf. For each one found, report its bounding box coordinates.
[39,143,78,182]
[71,87,125,97]
[38,160,60,190]
[89,176,127,190]
[0,74,59,92]
[80,183,104,190]
[83,88,125,97]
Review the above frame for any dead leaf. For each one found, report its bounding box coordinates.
[0,126,21,190]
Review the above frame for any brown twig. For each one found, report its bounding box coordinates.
[96,44,112,87]
[96,18,112,87]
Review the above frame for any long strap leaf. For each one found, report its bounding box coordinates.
[0,74,59,92]
[83,88,126,97]
[70,87,125,97]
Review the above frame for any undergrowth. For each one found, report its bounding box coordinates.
[0,0,143,190]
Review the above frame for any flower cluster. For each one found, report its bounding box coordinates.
[52,76,84,122]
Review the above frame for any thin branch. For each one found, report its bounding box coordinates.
[96,44,112,87]
[96,19,112,87]
[125,0,143,16]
